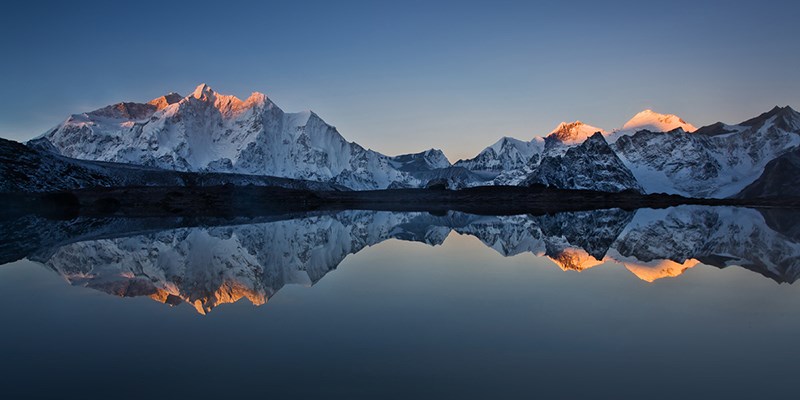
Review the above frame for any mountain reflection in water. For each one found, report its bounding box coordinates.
[2,206,799,314]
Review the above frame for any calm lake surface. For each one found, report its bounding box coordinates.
[1,205,799,399]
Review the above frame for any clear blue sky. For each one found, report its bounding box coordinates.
[1,0,798,161]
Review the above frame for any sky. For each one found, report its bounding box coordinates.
[1,0,799,161]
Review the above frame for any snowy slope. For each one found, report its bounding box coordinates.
[526,133,643,193]
[453,106,799,197]
[547,121,607,144]
[606,109,697,143]
[23,87,800,196]
[612,106,800,197]
[0,137,344,193]
[455,119,635,189]
[32,84,421,190]
[389,148,451,171]
[454,137,544,175]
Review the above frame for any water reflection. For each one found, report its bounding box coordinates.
[2,206,799,314]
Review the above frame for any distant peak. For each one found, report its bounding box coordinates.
[245,91,267,102]
[192,83,216,100]
[552,120,585,130]
[739,105,800,129]
[548,120,606,144]
[621,109,696,133]
[147,92,183,110]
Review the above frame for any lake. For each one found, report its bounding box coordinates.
[1,206,799,399]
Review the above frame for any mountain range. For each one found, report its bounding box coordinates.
[5,83,800,198]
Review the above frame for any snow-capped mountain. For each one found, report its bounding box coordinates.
[526,132,643,193]
[16,83,800,197]
[453,120,639,191]
[386,148,487,189]
[612,106,800,197]
[451,106,800,197]
[0,137,343,193]
[389,148,451,171]
[31,84,424,190]
[607,109,697,142]
[454,136,544,175]
[546,121,607,146]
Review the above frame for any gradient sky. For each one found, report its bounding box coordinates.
[1,0,799,161]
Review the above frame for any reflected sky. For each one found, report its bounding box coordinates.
[1,206,800,398]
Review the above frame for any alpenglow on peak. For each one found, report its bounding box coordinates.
[31,84,428,190]
[620,109,697,134]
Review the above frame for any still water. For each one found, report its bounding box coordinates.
[1,206,799,399]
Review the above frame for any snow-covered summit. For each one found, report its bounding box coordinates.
[389,148,451,172]
[612,106,800,198]
[547,121,607,144]
[454,136,544,176]
[618,109,696,135]
[32,84,423,190]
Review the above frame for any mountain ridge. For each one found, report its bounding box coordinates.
[7,83,799,197]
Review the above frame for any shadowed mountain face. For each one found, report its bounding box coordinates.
[3,206,799,314]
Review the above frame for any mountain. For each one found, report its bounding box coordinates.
[735,146,800,198]
[450,106,799,198]
[389,149,451,171]
[546,121,607,146]
[452,121,609,187]
[386,148,488,189]
[454,136,544,176]
[0,137,345,193]
[609,109,697,141]
[15,85,800,197]
[452,118,641,191]
[525,132,644,193]
[612,106,800,198]
[31,84,426,190]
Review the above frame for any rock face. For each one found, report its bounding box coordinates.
[525,133,643,193]
[31,84,423,190]
[0,137,117,193]
[735,146,800,198]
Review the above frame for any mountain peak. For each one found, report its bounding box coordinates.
[547,120,606,144]
[147,92,183,110]
[620,109,696,133]
[245,91,267,103]
[192,83,216,100]
[739,105,800,131]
